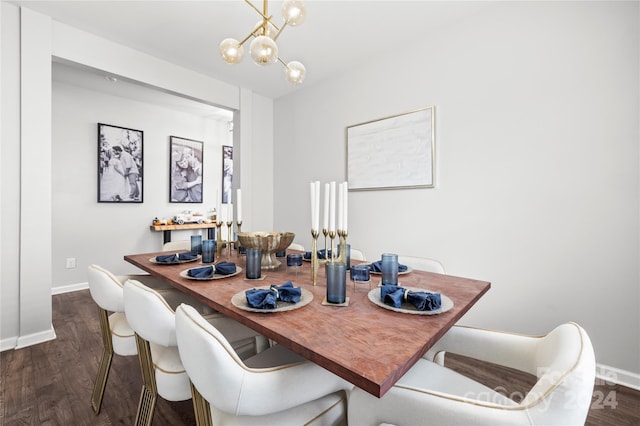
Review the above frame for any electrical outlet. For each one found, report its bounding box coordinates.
[65,258,76,269]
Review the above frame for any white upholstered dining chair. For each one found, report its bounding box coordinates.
[288,242,305,251]
[348,322,595,425]
[350,248,366,261]
[397,255,445,274]
[175,303,353,426]
[87,264,173,414]
[123,279,269,426]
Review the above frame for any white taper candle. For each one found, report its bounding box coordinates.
[337,182,344,232]
[314,181,320,231]
[310,182,316,231]
[323,183,330,230]
[329,181,336,233]
[343,181,348,233]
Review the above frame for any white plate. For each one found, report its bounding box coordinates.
[149,255,200,265]
[367,287,453,315]
[231,286,313,313]
[180,266,242,281]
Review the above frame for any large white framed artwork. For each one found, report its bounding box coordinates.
[347,106,434,191]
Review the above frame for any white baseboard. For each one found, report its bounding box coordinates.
[52,281,88,295]
[0,336,18,352]
[15,324,56,349]
[596,363,640,392]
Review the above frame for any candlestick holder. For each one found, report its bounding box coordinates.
[236,221,243,252]
[338,229,348,264]
[329,230,336,263]
[322,228,328,257]
[311,229,319,286]
[215,220,223,257]
[226,220,233,256]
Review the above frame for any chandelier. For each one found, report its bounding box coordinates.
[219,0,307,85]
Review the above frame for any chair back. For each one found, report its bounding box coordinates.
[162,240,192,252]
[350,248,366,261]
[176,303,266,415]
[523,322,595,425]
[397,255,445,274]
[288,242,305,251]
[88,264,126,312]
[124,279,178,347]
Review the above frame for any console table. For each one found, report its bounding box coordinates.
[149,223,217,244]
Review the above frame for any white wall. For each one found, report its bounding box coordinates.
[52,79,232,285]
[1,2,25,349]
[274,1,640,378]
[0,4,275,350]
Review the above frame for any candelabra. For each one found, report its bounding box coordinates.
[329,229,336,262]
[226,219,234,256]
[322,227,328,259]
[310,229,319,286]
[236,221,243,252]
[215,219,223,258]
[338,229,348,264]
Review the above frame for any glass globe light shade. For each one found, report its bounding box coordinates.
[219,38,244,64]
[285,61,306,84]
[282,0,306,26]
[253,20,278,39]
[250,35,279,66]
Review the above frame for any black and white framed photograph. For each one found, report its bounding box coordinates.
[98,123,143,203]
[222,145,233,203]
[347,106,435,191]
[170,136,203,203]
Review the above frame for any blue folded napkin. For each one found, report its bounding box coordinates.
[156,252,198,263]
[380,285,442,311]
[178,252,198,261]
[187,266,214,278]
[369,261,408,273]
[245,281,302,309]
[214,261,237,275]
[156,254,178,263]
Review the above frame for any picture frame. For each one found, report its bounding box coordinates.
[222,145,233,203]
[98,123,143,203]
[170,136,204,203]
[346,106,435,191]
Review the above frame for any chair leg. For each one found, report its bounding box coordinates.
[134,334,157,426]
[91,307,113,414]
[191,381,212,426]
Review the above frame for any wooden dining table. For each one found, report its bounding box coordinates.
[124,249,490,398]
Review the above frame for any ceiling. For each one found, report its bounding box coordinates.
[13,1,494,100]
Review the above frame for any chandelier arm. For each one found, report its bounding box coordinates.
[239,27,261,46]
[277,57,287,67]
[273,21,288,42]
[244,0,282,32]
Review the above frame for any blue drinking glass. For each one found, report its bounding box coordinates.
[381,253,398,285]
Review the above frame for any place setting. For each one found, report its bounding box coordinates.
[150,252,200,265]
[367,285,453,316]
[364,253,452,315]
[231,281,313,313]
[180,261,242,280]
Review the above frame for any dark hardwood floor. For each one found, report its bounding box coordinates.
[1,289,638,425]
